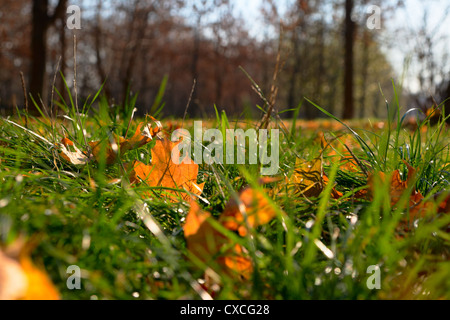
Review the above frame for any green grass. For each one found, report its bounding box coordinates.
[0,84,449,300]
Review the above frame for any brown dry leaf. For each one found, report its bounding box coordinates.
[59,137,89,166]
[369,162,424,219]
[437,193,450,214]
[285,158,342,200]
[0,241,59,300]
[219,187,278,237]
[367,162,445,235]
[184,201,252,280]
[89,122,161,164]
[290,157,324,198]
[129,136,204,201]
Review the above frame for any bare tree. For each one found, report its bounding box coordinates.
[343,0,355,119]
[29,0,67,112]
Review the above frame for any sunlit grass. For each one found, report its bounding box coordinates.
[0,82,449,300]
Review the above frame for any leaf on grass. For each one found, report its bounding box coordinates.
[219,187,278,237]
[285,158,342,200]
[59,137,89,166]
[369,162,425,221]
[367,162,446,234]
[129,136,204,201]
[184,201,252,280]
[291,157,324,198]
[437,193,450,214]
[0,241,59,300]
[89,122,161,164]
[19,255,60,300]
[0,251,27,300]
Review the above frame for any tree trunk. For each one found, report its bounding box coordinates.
[29,0,67,114]
[29,0,49,108]
[359,29,369,118]
[191,26,201,113]
[343,0,355,119]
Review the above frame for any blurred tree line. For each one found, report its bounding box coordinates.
[0,0,448,119]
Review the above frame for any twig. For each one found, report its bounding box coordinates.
[19,72,28,128]
[73,34,90,153]
[182,79,196,129]
[50,56,62,125]
[259,23,284,130]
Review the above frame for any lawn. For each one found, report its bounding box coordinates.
[0,89,449,300]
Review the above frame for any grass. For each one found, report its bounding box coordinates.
[0,82,449,300]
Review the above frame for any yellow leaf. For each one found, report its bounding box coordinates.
[284,157,342,199]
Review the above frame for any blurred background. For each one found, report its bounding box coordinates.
[0,0,449,119]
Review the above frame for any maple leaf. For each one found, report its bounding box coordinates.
[89,122,161,164]
[129,136,204,201]
[219,187,278,237]
[183,201,252,280]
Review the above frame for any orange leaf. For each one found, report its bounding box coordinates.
[129,137,204,201]
[323,174,344,199]
[0,240,59,300]
[89,122,161,164]
[184,201,252,279]
[219,187,277,237]
[19,255,60,300]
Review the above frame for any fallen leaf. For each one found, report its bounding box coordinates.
[89,122,161,164]
[219,187,278,237]
[0,251,27,300]
[323,174,344,199]
[0,240,59,300]
[59,137,89,166]
[285,157,342,200]
[437,193,450,214]
[19,255,60,300]
[129,136,204,201]
[184,201,252,280]
[369,162,424,221]
[290,158,324,198]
